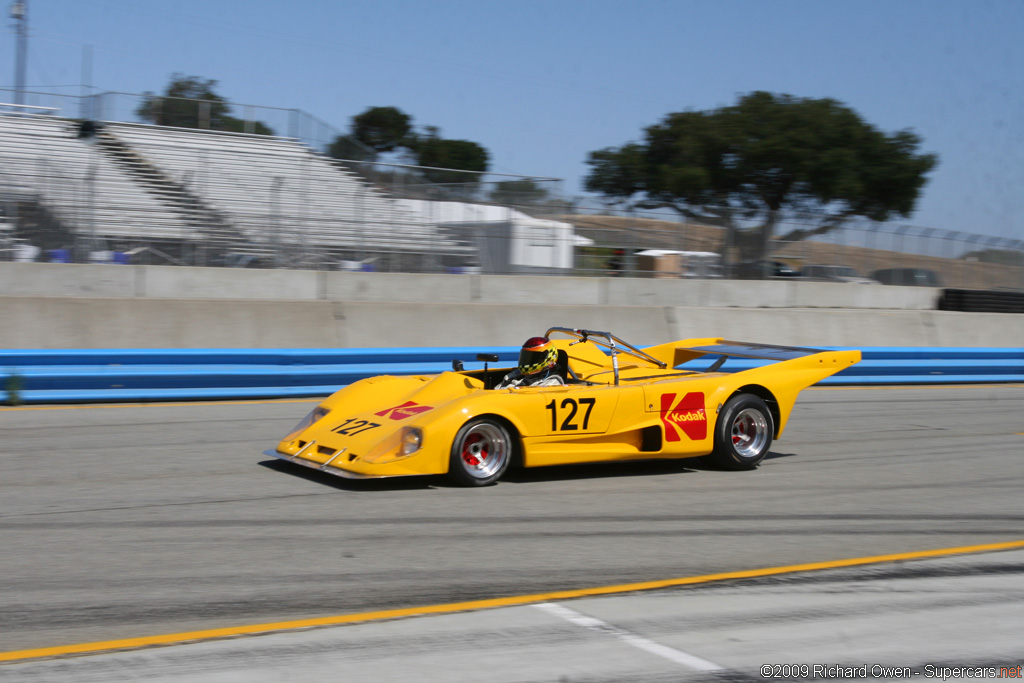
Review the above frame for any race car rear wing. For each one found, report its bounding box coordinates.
[641,338,830,369]
[686,341,828,360]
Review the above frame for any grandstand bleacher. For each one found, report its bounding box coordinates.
[105,123,471,262]
[0,114,193,245]
[0,111,476,269]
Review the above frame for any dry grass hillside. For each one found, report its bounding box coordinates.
[561,214,1022,290]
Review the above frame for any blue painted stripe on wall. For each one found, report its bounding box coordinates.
[2,347,1021,404]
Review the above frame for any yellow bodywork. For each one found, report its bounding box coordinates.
[267,336,860,479]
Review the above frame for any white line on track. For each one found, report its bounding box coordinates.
[534,602,724,672]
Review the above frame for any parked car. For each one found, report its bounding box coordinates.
[801,264,878,284]
[871,268,942,287]
[731,260,801,280]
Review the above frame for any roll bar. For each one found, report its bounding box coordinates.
[545,327,666,386]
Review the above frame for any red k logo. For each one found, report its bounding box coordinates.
[375,401,434,421]
[660,392,707,442]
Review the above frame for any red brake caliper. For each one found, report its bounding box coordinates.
[462,434,486,466]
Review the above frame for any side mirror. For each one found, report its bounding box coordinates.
[452,359,465,371]
[475,353,499,389]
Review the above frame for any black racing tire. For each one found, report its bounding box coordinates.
[449,418,512,486]
[709,394,773,470]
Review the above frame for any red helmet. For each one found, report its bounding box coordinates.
[518,337,557,376]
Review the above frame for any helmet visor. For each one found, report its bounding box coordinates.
[519,338,555,375]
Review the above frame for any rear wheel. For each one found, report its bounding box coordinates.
[449,418,512,486]
[709,394,773,470]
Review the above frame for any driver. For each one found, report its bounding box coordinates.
[496,336,565,389]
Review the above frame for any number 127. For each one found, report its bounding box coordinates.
[546,397,596,431]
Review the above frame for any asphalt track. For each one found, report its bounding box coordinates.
[1,386,1022,675]
[5,549,1023,682]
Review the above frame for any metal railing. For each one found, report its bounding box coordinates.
[0,90,1020,290]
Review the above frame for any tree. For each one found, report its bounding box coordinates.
[328,106,412,162]
[488,179,550,204]
[136,74,274,135]
[326,110,492,193]
[584,91,938,261]
[350,106,414,154]
[327,135,376,162]
[414,129,489,187]
[218,117,274,136]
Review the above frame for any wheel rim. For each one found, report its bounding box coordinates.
[730,408,769,458]
[458,423,508,479]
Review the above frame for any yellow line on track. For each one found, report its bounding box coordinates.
[3,539,1023,664]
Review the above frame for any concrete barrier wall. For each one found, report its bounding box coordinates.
[143,266,323,300]
[1,296,1019,349]
[0,263,141,298]
[0,262,939,308]
[0,297,339,348]
[0,262,1014,349]
[335,304,1019,348]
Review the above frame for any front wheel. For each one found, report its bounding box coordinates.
[709,394,773,470]
[449,418,512,486]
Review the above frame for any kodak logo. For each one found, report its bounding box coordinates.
[660,392,707,442]
[375,401,434,420]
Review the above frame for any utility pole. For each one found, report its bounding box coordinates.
[10,0,28,107]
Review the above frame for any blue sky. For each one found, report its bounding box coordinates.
[3,0,1022,239]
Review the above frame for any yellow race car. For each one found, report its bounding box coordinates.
[265,327,860,486]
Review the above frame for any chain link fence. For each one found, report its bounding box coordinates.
[565,202,1023,291]
[0,90,1020,290]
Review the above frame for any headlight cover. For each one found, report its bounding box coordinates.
[284,405,329,441]
[401,427,423,455]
